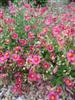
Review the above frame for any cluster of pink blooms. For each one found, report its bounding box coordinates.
[67,49,75,64]
[0,1,75,98]
[48,85,62,100]
[63,77,74,89]
[12,72,23,95]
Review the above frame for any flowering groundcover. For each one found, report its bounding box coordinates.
[0,1,75,100]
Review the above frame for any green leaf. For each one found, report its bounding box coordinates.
[0,79,3,86]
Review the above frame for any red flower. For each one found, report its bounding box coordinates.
[30,45,35,51]
[0,66,4,71]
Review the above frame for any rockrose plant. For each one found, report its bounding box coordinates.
[0,1,75,99]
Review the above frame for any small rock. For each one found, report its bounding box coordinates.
[16,96,26,100]
[12,96,16,100]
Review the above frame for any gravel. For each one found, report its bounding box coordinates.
[0,84,74,100]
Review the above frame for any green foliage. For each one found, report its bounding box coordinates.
[0,0,14,6]
[30,0,48,7]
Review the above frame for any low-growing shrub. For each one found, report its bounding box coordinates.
[0,1,75,99]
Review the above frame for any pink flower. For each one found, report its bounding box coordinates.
[47,44,54,53]
[41,7,48,14]
[15,77,22,85]
[9,2,16,15]
[14,46,22,53]
[4,51,10,59]
[40,39,46,46]
[35,74,41,81]
[52,26,60,37]
[40,27,48,36]
[0,73,8,78]
[45,16,52,26]
[48,0,51,3]
[0,10,3,19]
[63,77,74,89]
[32,55,41,65]
[12,54,20,61]
[48,91,59,100]
[24,4,31,9]
[67,49,74,62]
[59,23,65,30]
[14,72,23,78]
[30,45,35,51]
[26,56,33,64]
[56,85,62,95]
[52,65,58,74]
[28,71,41,82]
[50,53,56,61]
[35,44,41,49]
[0,52,3,57]
[24,15,31,21]
[12,85,18,94]
[28,32,35,39]
[0,66,4,71]
[12,85,22,95]
[8,26,14,32]
[0,27,3,33]
[24,25,31,32]
[0,56,7,64]
[43,62,50,70]
[28,72,36,82]
[12,33,18,39]
[17,58,25,67]
[19,39,27,46]
[53,17,58,23]
[4,18,15,24]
